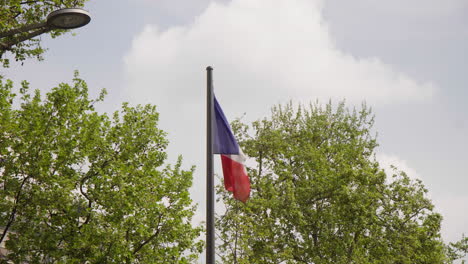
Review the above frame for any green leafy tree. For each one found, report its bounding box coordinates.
[217,102,450,263]
[0,0,89,67]
[0,73,203,263]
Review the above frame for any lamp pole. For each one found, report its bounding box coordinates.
[0,8,91,52]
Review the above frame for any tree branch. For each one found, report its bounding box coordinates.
[78,160,110,229]
[132,213,164,255]
[0,175,31,244]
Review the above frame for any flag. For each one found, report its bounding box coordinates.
[213,96,250,202]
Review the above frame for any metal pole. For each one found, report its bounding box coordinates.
[206,66,215,264]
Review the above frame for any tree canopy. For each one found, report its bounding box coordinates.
[0,73,203,263]
[216,102,461,263]
[0,0,89,67]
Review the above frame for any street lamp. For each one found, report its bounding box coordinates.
[0,8,91,51]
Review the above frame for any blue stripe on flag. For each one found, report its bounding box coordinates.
[213,96,240,154]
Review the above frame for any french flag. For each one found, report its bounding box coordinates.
[213,96,250,203]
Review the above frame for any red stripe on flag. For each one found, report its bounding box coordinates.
[221,155,250,203]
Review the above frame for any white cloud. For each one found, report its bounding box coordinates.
[377,153,422,180]
[123,0,438,183]
[124,0,436,111]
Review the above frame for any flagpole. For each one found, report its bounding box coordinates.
[206,66,215,264]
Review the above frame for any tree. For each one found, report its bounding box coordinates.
[0,0,89,67]
[216,102,450,263]
[0,72,203,263]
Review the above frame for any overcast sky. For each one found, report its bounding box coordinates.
[2,0,467,261]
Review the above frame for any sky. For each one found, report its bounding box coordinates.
[2,0,467,261]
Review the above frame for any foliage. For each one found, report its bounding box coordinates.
[0,73,203,263]
[216,101,450,263]
[0,0,89,67]
[447,236,468,263]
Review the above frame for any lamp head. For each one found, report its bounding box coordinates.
[47,8,91,29]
